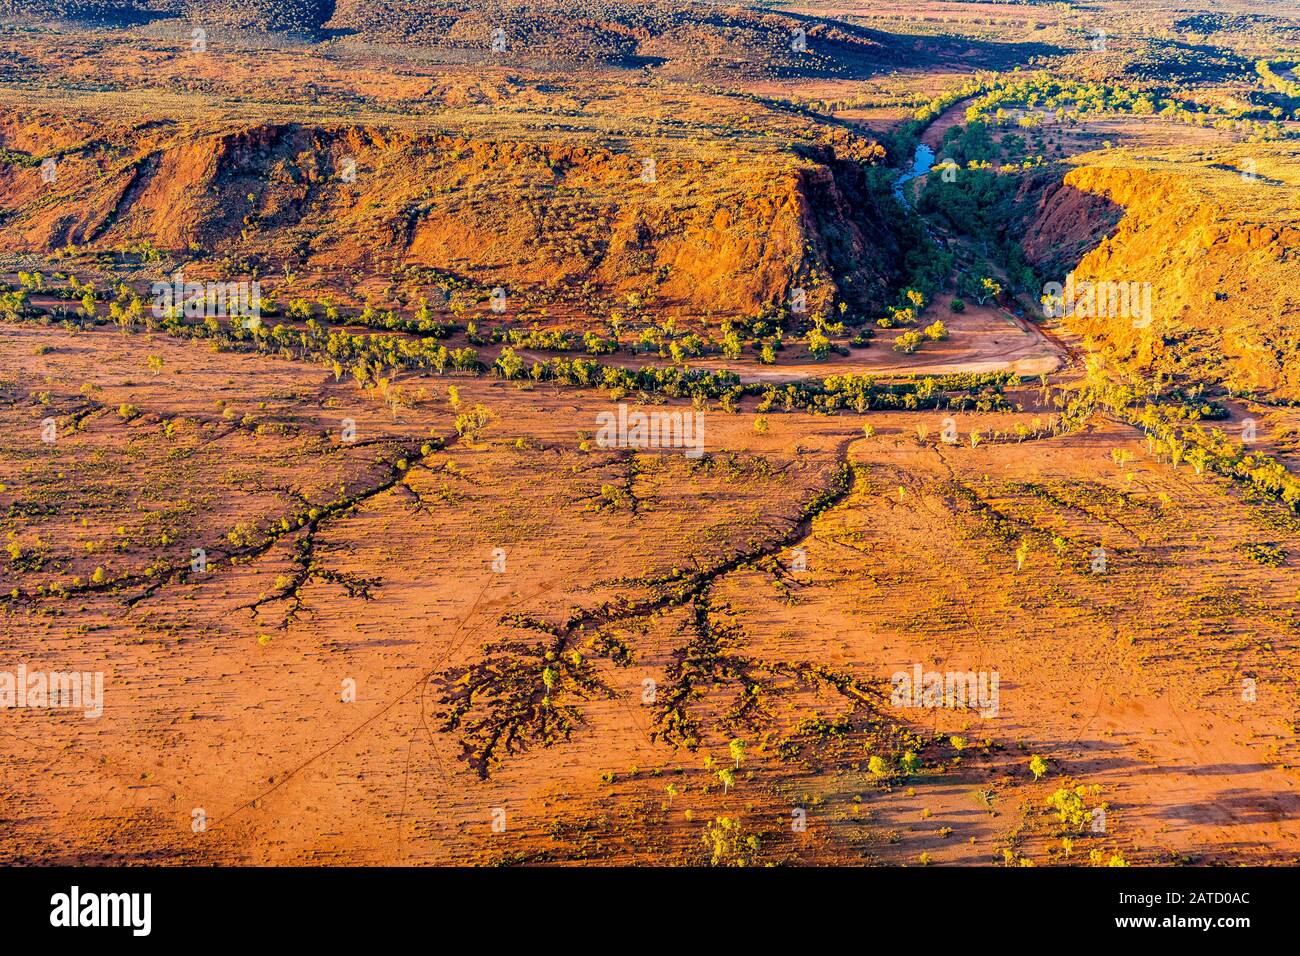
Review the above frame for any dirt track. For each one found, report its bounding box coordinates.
[504,295,1067,385]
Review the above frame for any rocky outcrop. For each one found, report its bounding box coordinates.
[0,111,900,317]
[1018,151,1300,400]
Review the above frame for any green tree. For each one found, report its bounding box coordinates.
[805,328,831,361]
[729,738,746,769]
[717,766,736,794]
[721,330,743,360]
[495,346,525,380]
[893,330,923,354]
[702,816,760,866]
[976,277,1002,305]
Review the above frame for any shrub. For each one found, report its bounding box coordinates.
[1046,786,1090,829]
[454,404,494,442]
[1242,543,1285,566]
[893,330,923,354]
[899,750,920,775]
[805,328,831,361]
[702,817,761,867]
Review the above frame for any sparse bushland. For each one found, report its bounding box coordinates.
[964,71,1290,142]
[1053,365,1300,513]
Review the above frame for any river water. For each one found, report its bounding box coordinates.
[892,142,935,206]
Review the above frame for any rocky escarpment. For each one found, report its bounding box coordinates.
[0,110,901,319]
[1018,148,1300,400]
